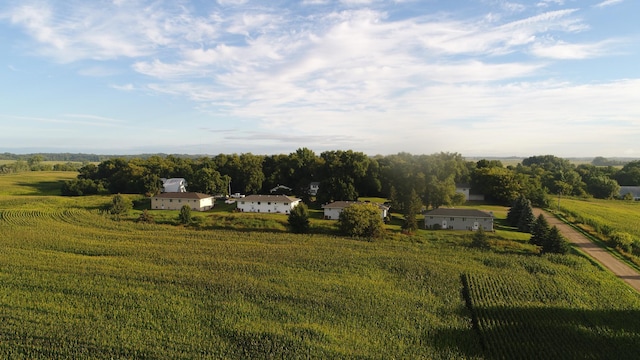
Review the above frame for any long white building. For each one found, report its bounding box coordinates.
[236,195,301,214]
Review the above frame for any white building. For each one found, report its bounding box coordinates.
[322,201,389,220]
[236,195,301,214]
[309,182,320,196]
[151,192,214,211]
[162,178,187,193]
[455,183,485,201]
[424,208,493,231]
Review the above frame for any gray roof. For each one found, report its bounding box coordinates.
[620,186,640,198]
[153,192,212,199]
[322,201,389,210]
[424,208,493,218]
[241,194,300,203]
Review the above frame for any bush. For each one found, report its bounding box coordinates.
[471,226,490,249]
[109,194,132,216]
[179,205,192,225]
[137,209,155,224]
[338,203,385,239]
[609,232,634,253]
[288,203,310,234]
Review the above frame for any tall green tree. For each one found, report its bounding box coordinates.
[529,214,550,247]
[401,189,423,233]
[541,226,570,254]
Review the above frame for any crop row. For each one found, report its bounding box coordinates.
[462,272,639,359]
[0,209,92,227]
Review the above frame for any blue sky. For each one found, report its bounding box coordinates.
[1,0,639,157]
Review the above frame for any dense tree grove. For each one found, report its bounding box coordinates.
[58,151,638,208]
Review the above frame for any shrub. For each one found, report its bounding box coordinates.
[609,232,634,253]
[137,209,155,224]
[338,203,385,239]
[109,194,132,216]
[471,226,490,250]
[179,205,192,225]
[288,203,310,234]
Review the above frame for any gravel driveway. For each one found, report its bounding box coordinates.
[534,209,640,292]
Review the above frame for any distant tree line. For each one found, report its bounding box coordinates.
[0,155,82,174]
[60,151,640,207]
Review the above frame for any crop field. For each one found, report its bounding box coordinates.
[1,172,640,359]
[558,197,640,240]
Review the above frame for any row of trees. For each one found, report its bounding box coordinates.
[0,155,81,174]
[507,194,569,254]
[62,151,639,215]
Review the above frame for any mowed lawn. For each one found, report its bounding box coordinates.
[1,172,640,359]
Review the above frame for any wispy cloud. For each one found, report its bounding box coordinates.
[594,0,624,8]
[530,39,622,59]
[1,0,637,156]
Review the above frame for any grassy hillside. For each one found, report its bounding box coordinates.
[1,172,639,359]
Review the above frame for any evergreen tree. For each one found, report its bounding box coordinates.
[529,214,550,247]
[541,226,570,254]
[517,200,535,233]
[288,203,310,234]
[507,194,527,226]
[179,205,192,225]
[401,189,422,233]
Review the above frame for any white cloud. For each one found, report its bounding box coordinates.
[110,83,135,91]
[530,39,620,59]
[594,0,624,8]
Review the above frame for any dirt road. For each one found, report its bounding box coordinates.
[533,209,640,292]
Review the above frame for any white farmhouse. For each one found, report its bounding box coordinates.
[151,192,214,211]
[162,178,187,193]
[322,201,389,220]
[236,195,301,214]
[424,208,493,231]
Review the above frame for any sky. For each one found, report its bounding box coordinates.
[1,0,639,157]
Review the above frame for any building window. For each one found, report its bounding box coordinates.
[450,217,454,221]
[462,218,466,221]
[169,199,173,202]
[268,202,271,205]
[258,202,261,205]
[241,201,245,204]
[284,202,288,205]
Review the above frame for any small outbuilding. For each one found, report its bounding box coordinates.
[424,208,493,231]
[322,201,389,220]
[236,195,301,214]
[151,192,214,211]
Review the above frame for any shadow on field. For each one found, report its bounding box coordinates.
[15,180,65,196]
[433,307,640,359]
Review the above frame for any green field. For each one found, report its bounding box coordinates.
[1,172,640,359]
[558,197,640,240]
